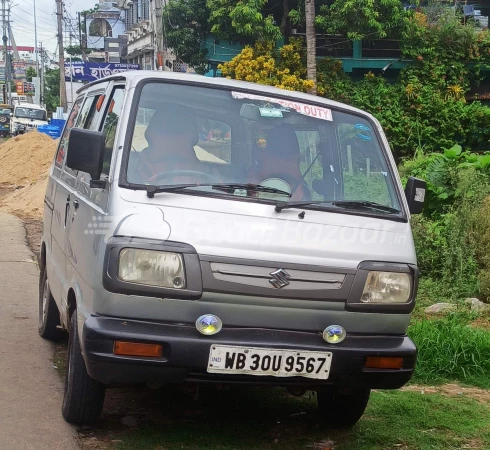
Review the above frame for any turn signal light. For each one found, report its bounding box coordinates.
[114,341,163,358]
[365,356,404,369]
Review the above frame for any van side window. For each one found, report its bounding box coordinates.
[54,97,83,169]
[79,95,101,130]
[100,87,124,175]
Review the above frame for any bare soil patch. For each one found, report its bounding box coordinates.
[402,383,490,404]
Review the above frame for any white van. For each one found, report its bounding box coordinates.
[11,103,48,135]
[39,71,426,426]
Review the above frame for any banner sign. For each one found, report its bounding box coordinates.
[65,62,140,82]
[13,61,26,79]
[15,81,24,94]
[24,82,35,95]
[0,67,5,82]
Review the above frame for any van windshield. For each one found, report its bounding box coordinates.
[125,83,401,214]
[14,107,46,121]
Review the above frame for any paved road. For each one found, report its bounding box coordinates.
[0,212,79,449]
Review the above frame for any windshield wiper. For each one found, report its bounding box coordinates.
[275,199,400,214]
[147,183,291,198]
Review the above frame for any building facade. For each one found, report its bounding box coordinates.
[85,1,126,51]
[117,0,178,71]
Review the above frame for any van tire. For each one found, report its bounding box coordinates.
[62,310,105,424]
[38,268,64,340]
[317,387,370,427]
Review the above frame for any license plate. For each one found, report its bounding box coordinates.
[207,345,332,380]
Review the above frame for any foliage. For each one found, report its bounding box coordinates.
[400,146,490,301]
[43,68,60,113]
[207,0,281,43]
[26,67,37,82]
[400,10,490,92]
[65,45,91,57]
[163,0,211,74]
[409,311,490,387]
[315,0,405,40]
[219,39,314,92]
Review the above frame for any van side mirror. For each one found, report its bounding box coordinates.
[66,128,106,181]
[404,176,426,215]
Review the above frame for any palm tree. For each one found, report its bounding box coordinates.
[305,0,316,95]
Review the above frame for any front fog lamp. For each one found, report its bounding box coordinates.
[323,325,346,344]
[118,248,186,289]
[196,314,222,335]
[361,271,411,304]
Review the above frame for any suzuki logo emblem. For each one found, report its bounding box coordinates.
[269,269,291,288]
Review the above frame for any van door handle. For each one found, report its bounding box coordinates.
[73,200,79,210]
[64,194,71,227]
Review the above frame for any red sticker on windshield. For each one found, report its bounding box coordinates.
[232,91,333,121]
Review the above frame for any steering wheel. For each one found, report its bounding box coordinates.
[148,170,220,185]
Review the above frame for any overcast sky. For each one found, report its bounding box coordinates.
[9,0,97,58]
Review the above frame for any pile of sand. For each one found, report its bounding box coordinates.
[0,131,57,218]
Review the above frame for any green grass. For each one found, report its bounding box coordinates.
[115,387,490,450]
[409,312,490,389]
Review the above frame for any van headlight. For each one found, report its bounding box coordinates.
[360,271,411,304]
[118,248,186,289]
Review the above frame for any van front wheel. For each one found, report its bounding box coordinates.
[317,387,370,427]
[62,310,105,424]
[38,268,64,340]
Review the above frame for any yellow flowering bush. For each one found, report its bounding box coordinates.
[219,39,314,93]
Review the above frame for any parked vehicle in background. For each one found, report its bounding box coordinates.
[0,104,12,137]
[11,103,48,136]
[39,71,426,427]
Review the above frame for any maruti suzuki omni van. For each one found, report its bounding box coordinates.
[39,71,425,426]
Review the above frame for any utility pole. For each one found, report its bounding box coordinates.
[33,0,39,76]
[2,0,11,104]
[77,12,87,62]
[56,0,67,110]
[1,0,5,104]
[40,41,44,106]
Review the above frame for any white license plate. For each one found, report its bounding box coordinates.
[207,345,332,380]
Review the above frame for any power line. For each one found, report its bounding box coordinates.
[12,5,56,27]
[10,12,56,32]
[20,0,58,20]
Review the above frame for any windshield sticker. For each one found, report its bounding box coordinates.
[354,123,371,132]
[232,91,333,121]
[354,123,373,141]
[259,107,283,118]
[356,133,372,141]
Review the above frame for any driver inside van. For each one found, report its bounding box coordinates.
[129,103,204,184]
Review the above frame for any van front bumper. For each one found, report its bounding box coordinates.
[81,316,417,389]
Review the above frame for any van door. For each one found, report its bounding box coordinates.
[66,83,125,314]
[48,96,84,312]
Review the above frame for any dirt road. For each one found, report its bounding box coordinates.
[0,212,79,449]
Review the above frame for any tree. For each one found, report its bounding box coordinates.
[207,0,282,43]
[315,0,405,40]
[43,68,60,113]
[162,0,211,74]
[305,0,316,94]
[65,45,91,57]
[26,67,37,82]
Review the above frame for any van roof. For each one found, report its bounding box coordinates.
[76,70,371,118]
